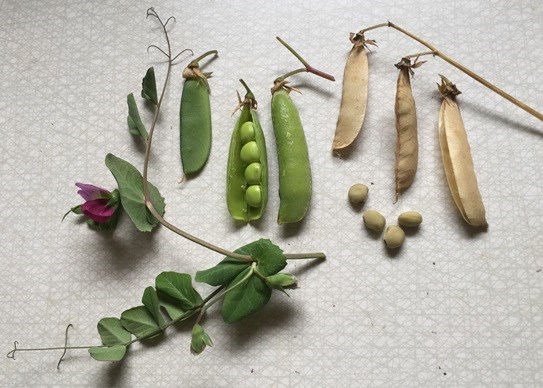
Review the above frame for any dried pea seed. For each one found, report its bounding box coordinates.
[348,183,369,204]
[398,211,422,227]
[245,185,262,207]
[240,121,255,144]
[384,225,405,249]
[244,162,262,185]
[240,141,260,164]
[363,210,386,232]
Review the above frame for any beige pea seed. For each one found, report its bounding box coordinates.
[348,183,368,205]
[398,211,423,227]
[384,225,405,249]
[363,210,386,232]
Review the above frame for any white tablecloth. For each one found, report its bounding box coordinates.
[1,1,542,386]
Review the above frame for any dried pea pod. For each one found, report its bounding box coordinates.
[438,76,487,227]
[394,57,422,200]
[332,33,374,154]
[271,83,312,224]
[226,80,268,222]
[179,50,217,175]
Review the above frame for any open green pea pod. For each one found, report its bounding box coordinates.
[226,80,268,221]
[179,50,218,175]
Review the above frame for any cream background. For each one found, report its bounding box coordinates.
[1,0,542,386]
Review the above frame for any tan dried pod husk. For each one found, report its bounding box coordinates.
[438,76,488,227]
[332,33,373,154]
[394,58,420,201]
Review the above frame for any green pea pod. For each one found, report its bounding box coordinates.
[179,51,217,175]
[271,85,312,224]
[227,80,268,221]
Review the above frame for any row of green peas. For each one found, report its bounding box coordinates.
[227,80,269,221]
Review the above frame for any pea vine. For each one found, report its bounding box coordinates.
[7,8,325,366]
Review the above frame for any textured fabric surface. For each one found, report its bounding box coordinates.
[1,0,542,386]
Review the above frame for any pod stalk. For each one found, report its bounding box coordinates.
[356,21,542,121]
[275,37,335,82]
[239,78,255,100]
[188,50,218,68]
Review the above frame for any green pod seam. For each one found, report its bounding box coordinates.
[271,88,311,224]
[227,99,268,222]
[179,67,212,175]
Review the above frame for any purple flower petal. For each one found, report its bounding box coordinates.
[76,182,111,201]
[81,198,116,223]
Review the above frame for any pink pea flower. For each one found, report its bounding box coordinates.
[75,182,118,223]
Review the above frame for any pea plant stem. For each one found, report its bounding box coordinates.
[7,284,227,360]
[359,22,389,34]
[285,252,326,260]
[276,37,335,82]
[359,21,543,121]
[141,12,326,262]
[277,67,309,82]
[9,345,96,354]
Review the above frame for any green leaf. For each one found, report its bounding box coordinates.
[105,153,165,232]
[190,324,213,355]
[89,345,126,361]
[127,93,148,139]
[141,67,158,105]
[155,272,202,310]
[142,287,165,328]
[195,239,286,287]
[245,239,286,276]
[96,317,131,346]
[195,258,250,287]
[157,291,187,320]
[120,306,161,338]
[222,267,272,323]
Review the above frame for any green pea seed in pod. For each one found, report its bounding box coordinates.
[244,162,262,185]
[240,141,260,164]
[245,185,262,207]
[240,121,255,144]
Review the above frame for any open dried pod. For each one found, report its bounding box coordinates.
[394,57,423,201]
[332,32,374,154]
[437,76,487,227]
